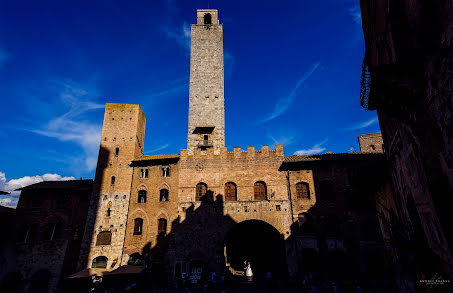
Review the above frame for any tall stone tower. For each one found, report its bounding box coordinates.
[187,9,225,154]
[78,103,146,270]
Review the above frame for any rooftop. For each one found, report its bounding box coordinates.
[284,152,385,162]
[15,179,93,191]
[133,154,180,161]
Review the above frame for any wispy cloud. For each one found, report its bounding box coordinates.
[144,82,188,100]
[346,117,379,131]
[259,62,320,123]
[267,133,296,146]
[144,143,170,154]
[31,80,104,171]
[348,6,362,25]
[162,22,191,50]
[294,138,328,156]
[224,51,235,80]
[0,171,75,208]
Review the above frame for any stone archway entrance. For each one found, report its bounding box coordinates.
[224,220,286,279]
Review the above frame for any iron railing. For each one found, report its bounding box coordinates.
[360,57,375,110]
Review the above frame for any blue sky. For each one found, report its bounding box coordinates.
[0,0,379,207]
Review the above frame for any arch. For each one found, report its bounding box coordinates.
[96,231,112,246]
[295,182,310,199]
[138,190,147,203]
[110,176,116,186]
[196,182,207,201]
[224,182,237,201]
[44,221,62,240]
[158,218,167,234]
[128,252,145,265]
[115,147,119,157]
[204,13,212,24]
[133,218,143,235]
[224,220,286,278]
[129,208,151,231]
[254,181,267,200]
[160,188,169,202]
[92,256,108,268]
[106,201,112,217]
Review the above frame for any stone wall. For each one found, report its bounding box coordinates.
[79,103,146,270]
[187,9,225,154]
[358,132,383,153]
[16,240,68,293]
[123,160,180,264]
[361,0,453,280]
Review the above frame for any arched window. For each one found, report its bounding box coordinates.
[254,181,267,200]
[196,182,207,201]
[160,189,169,202]
[106,201,112,217]
[110,176,116,186]
[128,253,144,265]
[44,222,62,240]
[133,218,143,235]
[319,180,335,201]
[115,147,119,157]
[204,13,212,25]
[92,256,108,268]
[158,218,167,234]
[96,231,112,246]
[138,190,147,203]
[225,182,237,201]
[296,182,310,199]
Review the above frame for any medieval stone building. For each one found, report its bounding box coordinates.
[0,179,93,293]
[360,0,453,291]
[76,8,394,290]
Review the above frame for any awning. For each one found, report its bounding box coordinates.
[65,268,110,279]
[103,265,145,276]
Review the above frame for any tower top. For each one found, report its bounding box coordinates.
[196,9,219,25]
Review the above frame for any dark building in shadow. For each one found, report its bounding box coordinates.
[360,0,453,291]
[0,179,92,293]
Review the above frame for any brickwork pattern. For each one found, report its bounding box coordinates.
[187,9,225,154]
[80,103,146,270]
[358,132,384,153]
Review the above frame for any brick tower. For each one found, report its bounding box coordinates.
[78,103,146,270]
[187,9,225,154]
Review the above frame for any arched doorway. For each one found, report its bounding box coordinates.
[224,220,286,278]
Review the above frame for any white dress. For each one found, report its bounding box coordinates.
[245,263,253,278]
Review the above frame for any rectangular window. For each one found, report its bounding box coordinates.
[19,224,38,242]
[141,169,148,179]
[161,167,170,177]
[276,205,281,211]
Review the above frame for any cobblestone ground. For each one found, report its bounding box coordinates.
[142,280,304,293]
